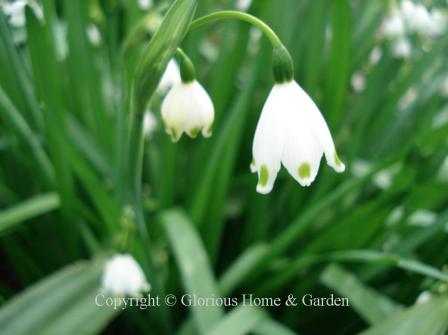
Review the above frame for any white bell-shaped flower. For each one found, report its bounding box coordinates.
[161,80,214,141]
[102,254,150,297]
[251,81,345,194]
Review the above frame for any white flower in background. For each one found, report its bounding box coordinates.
[248,26,262,55]
[400,0,416,22]
[86,24,101,46]
[381,11,405,38]
[392,37,412,59]
[416,291,433,304]
[350,72,366,93]
[250,81,345,193]
[161,80,214,141]
[409,4,433,35]
[408,209,437,227]
[368,47,383,66]
[138,0,153,11]
[102,254,150,296]
[157,59,181,93]
[236,0,252,12]
[1,0,43,27]
[441,77,448,98]
[143,109,157,139]
[426,9,447,37]
[399,87,417,109]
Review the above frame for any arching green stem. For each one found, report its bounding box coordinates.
[189,10,283,48]
[189,10,294,83]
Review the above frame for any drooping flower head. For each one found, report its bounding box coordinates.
[161,49,214,141]
[102,254,150,297]
[251,46,345,194]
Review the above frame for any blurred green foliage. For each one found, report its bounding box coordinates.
[0,0,448,334]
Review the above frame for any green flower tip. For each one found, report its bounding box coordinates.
[259,164,269,187]
[298,162,311,179]
[168,127,180,142]
[188,127,200,138]
[334,152,343,166]
[203,125,213,138]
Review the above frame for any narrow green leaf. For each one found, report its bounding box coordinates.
[321,265,402,325]
[160,209,224,334]
[0,88,54,183]
[0,193,60,233]
[302,0,327,95]
[0,259,117,335]
[208,306,266,335]
[253,318,298,335]
[325,0,351,127]
[133,0,197,116]
[358,297,448,335]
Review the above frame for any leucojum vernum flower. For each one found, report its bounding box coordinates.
[158,10,345,194]
[161,49,214,141]
[102,254,150,297]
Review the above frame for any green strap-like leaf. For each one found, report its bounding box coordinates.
[0,193,60,234]
[133,0,197,116]
[0,259,118,335]
[160,209,224,334]
[207,306,266,335]
[320,264,402,325]
[358,297,448,335]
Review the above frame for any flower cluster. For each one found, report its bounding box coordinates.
[380,0,447,59]
[157,41,344,193]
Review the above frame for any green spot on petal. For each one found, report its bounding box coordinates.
[259,165,269,187]
[334,152,343,166]
[204,125,213,137]
[298,163,311,179]
[170,128,180,142]
[188,127,200,138]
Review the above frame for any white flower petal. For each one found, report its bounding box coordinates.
[158,60,181,93]
[280,94,323,186]
[252,85,285,193]
[291,81,345,173]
